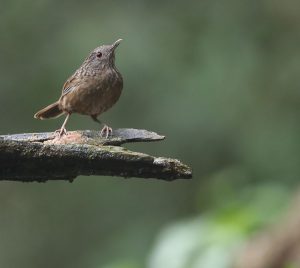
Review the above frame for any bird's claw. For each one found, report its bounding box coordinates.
[100,125,112,139]
[55,128,67,138]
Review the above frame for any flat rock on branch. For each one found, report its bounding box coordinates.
[0,128,192,182]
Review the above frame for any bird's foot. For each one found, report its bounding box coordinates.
[55,127,67,138]
[100,125,112,139]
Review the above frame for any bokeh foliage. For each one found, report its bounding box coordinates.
[1,0,300,267]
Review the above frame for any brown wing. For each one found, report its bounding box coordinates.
[61,75,81,97]
[59,74,104,115]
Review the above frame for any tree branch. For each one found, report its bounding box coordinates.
[0,129,192,182]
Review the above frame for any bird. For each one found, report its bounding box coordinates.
[34,39,123,138]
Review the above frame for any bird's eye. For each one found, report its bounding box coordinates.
[96,52,102,58]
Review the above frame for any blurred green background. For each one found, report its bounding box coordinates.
[1,0,300,267]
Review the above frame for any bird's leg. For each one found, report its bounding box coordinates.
[100,125,113,139]
[91,115,112,138]
[91,115,101,124]
[55,113,71,137]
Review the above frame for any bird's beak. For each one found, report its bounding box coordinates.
[111,39,123,50]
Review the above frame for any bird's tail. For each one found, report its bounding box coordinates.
[34,101,63,119]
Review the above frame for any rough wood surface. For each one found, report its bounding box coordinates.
[0,129,192,182]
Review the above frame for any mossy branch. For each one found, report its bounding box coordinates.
[0,129,192,182]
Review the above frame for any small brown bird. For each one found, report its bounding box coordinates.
[34,39,123,137]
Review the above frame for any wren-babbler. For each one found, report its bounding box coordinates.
[34,39,123,137]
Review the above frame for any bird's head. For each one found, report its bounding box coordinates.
[84,39,122,69]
